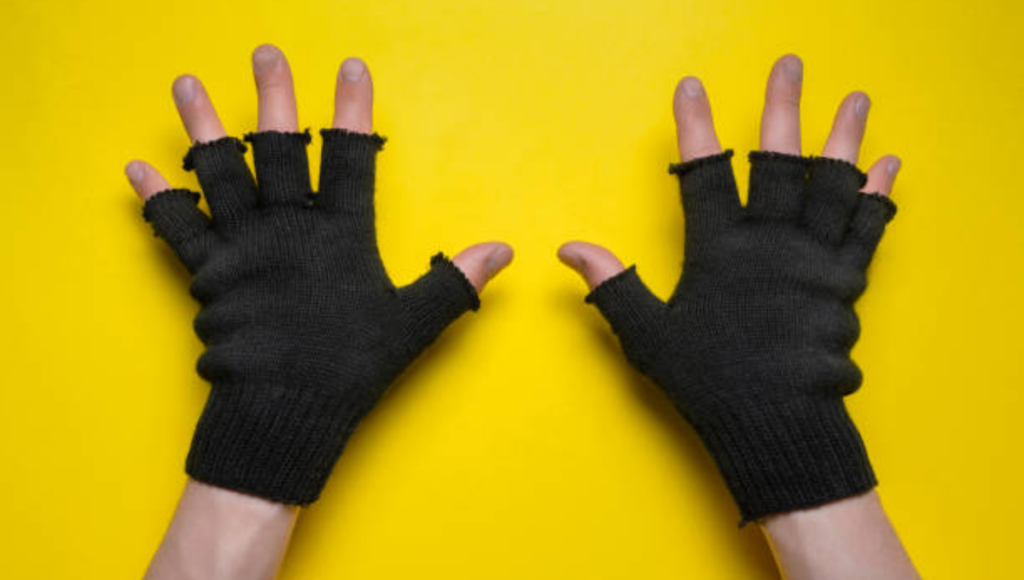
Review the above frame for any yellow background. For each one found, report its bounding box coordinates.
[1,0,1021,577]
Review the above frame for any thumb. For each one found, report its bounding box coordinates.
[557,241,626,290]
[394,242,512,357]
[558,240,668,372]
[451,242,514,292]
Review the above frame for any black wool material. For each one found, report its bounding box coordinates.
[585,150,896,524]
[142,129,480,504]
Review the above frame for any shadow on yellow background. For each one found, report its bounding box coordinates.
[1,0,1021,578]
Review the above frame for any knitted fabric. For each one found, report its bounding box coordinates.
[142,129,480,504]
[585,150,896,524]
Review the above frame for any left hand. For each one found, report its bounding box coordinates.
[558,55,901,523]
[126,45,513,505]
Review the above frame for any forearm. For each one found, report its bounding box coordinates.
[144,479,299,580]
[761,490,920,580]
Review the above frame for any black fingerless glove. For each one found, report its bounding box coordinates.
[141,129,480,504]
[585,150,896,524]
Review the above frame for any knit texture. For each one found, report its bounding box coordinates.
[142,129,480,504]
[585,150,896,524]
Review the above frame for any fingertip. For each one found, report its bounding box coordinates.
[124,160,171,201]
[171,74,227,143]
[252,44,283,73]
[672,75,723,162]
[885,155,902,179]
[776,54,803,83]
[880,156,901,197]
[451,242,514,293]
[125,160,146,194]
[761,54,804,155]
[340,57,368,83]
[863,155,902,197]
[172,73,195,88]
[252,43,298,132]
[557,241,626,291]
[556,242,577,267]
[848,90,871,120]
[556,241,588,270]
[333,57,373,134]
[172,74,200,107]
[484,242,514,274]
[822,91,872,164]
[674,76,706,106]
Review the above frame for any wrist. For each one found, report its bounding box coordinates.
[186,383,369,505]
[689,394,876,525]
[181,478,300,520]
[761,491,921,580]
[144,480,298,580]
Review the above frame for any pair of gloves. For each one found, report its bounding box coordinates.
[142,128,896,524]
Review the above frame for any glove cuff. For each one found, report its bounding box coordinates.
[691,395,877,525]
[185,384,366,505]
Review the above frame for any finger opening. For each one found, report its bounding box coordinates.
[840,193,897,270]
[140,188,214,273]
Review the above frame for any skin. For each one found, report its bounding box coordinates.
[132,45,513,580]
[144,480,297,580]
[558,55,918,579]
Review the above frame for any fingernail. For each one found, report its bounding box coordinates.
[681,77,704,98]
[125,161,145,184]
[887,158,901,177]
[565,251,584,270]
[252,45,281,73]
[783,56,803,83]
[173,77,197,106]
[854,94,871,119]
[484,245,511,274]
[341,58,366,82]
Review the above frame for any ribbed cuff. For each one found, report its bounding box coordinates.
[185,384,366,505]
[691,395,877,525]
